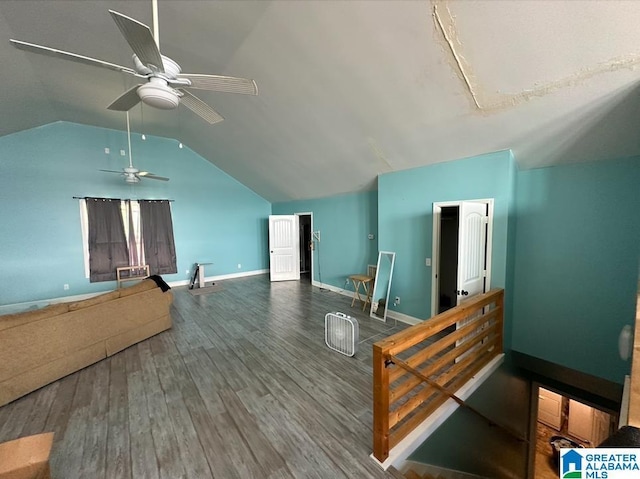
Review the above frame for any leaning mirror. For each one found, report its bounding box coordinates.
[370,251,396,322]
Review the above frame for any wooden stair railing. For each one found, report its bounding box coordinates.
[372,289,504,462]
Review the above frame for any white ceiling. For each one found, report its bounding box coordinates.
[2,0,640,202]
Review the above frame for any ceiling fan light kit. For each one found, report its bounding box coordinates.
[137,80,180,110]
[9,5,258,124]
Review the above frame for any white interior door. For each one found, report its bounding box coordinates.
[456,201,487,304]
[269,215,300,282]
[455,201,488,357]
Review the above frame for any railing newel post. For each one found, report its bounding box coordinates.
[372,343,390,462]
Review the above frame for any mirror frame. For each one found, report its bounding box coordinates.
[370,251,396,322]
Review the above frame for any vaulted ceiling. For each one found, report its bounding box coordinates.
[2,1,640,202]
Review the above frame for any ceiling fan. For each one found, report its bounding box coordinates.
[100,112,169,184]
[9,1,258,124]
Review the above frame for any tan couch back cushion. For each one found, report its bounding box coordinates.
[67,290,121,311]
[118,279,157,298]
[0,303,69,332]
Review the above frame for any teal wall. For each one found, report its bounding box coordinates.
[377,150,516,321]
[272,190,378,288]
[2,121,638,384]
[511,157,640,383]
[0,122,271,306]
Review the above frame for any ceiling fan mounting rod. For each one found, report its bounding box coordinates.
[126,111,133,169]
[152,0,159,47]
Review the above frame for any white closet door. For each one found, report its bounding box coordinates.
[268,215,300,282]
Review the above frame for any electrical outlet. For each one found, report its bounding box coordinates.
[120,149,126,156]
[104,147,110,154]
[425,258,431,266]
[394,296,400,305]
[345,278,350,287]
[237,263,242,269]
[64,284,69,290]
[186,270,189,275]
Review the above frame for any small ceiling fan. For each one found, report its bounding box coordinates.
[9,1,258,124]
[100,112,169,184]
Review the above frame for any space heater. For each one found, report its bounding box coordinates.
[325,312,359,357]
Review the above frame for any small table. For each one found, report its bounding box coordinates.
[189,262,213,289]
[349,274,374,311]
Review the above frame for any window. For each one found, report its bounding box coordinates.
[79,198,176,281]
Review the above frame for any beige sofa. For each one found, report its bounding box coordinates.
[0,278,173,407]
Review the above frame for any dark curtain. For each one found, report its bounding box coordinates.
[140,200,177,275]
[87,198,129,282]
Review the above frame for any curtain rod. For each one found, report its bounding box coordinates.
[73,196,174,202]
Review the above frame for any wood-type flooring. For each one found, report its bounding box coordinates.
[0,274,408,478]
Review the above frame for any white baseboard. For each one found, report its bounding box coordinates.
[0,269,269,314]
[169,269,269,288]
[312,280,354,297]
[370,354,505,471]
[386,309,422,326]
[311,280,423,327]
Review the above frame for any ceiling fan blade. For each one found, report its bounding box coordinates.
[10,39,137,75]
[179,90,224,125]
[107,85,142,111]
[109,10,164,73]
[99,169,125,174]
[139,172,170,181]
[176,74,258,95]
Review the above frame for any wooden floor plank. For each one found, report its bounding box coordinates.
[105,354,131,479]
[80,359,110,479]
[126,348,161,479]
[0,274,406,478]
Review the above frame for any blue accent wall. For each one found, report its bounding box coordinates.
[0,122,271,306]
[377,150,516,321]
[272,191,378,288]
[511,157,640,383]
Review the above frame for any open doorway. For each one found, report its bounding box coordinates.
[431,199,493,317]
[296,212,312,283]
[534,386,617,479]
[437,206,459,313]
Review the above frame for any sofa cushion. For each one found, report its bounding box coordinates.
[68,290,121,311]
[0,288,170,383]
[118,279,157,298]
[0,303,69,332]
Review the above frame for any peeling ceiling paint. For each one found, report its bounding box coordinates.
[433,0,640,112]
